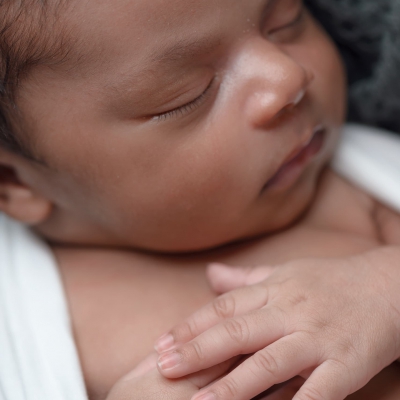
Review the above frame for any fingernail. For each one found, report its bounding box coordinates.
[157,351,182,370]
[154,333,175,353]
[192,392,217,400]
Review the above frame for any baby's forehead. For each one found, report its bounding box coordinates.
[30,0,229,81]
[14,0,306,102]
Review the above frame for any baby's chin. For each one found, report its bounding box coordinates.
[152,186,319,254]
[249,167,323,232]
[148,195,317,255]
[131,169,323,254]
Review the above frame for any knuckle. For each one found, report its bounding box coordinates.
[223,317,249,346]
[252,348,281,378]
[335,339,359,361]
[214,377,240,399]
[296,384,325,400]
[187,340,205,363]
[286,290,308,308]
[328,358,355,387]
[303,315,330,335]
[212,294,236,320]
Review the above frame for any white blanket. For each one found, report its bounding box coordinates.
[333,124,400,213]
[0,124,399,400]
[0,214,87,400]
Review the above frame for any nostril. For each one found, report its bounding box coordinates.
[275,88,305,118]
[273,96,302,122]
[275,104,293,120]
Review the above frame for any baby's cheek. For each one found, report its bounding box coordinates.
[305,15,347,125]
[161,146,248,212]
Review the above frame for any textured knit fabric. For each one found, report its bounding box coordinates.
[306,0,400,134]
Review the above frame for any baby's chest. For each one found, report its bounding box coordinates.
[58,225,378,399]
[59,254,215,400]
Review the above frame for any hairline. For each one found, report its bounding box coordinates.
[0,0,76,163]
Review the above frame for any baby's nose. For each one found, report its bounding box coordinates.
[239,39,314,128]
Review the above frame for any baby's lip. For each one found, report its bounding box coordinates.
[262,125,325,191]
[283,124,324,165]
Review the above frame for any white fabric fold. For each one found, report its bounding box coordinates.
[332,124,400,213]
[0,214,87,400]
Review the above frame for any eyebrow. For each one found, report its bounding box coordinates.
[103,35,223,109]
[148,0,278,66]
[148,35,223,65]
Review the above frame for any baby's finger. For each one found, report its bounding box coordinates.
[111,357,240,400]
[191,333,316,400]
[207,263,276,294]
[155,285,270,353]
[187,357,241,389]
[292,361,351,400]
[157,306,286,378]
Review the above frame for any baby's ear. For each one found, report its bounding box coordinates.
[0,163,52,225]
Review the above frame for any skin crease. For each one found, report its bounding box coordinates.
[1,0,400,399]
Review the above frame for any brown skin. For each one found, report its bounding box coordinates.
[0,0,398,399]
[2,0,345,252]
[56,171,400,399]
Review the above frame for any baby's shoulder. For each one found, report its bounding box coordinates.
[301,168,380,242]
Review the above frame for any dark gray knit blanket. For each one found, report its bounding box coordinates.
[306,0,400,134]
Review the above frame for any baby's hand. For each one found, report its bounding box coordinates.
[106,353,234,400]
[107,352,303,400]
[154,250,400,400]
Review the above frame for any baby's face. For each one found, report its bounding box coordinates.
[18,0,346,252]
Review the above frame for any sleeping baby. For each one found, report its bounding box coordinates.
[1,0,400,399]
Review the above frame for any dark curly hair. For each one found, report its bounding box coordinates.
[0,0,69,160]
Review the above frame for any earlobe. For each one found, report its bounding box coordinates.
[0,184,53,225]
[0,158,53,225]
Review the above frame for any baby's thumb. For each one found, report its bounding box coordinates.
[206,263,275,293]
[121,353,158,380]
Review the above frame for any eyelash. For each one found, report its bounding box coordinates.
[153,78,216,122]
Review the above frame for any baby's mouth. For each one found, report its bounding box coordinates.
[262,126,326,192]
